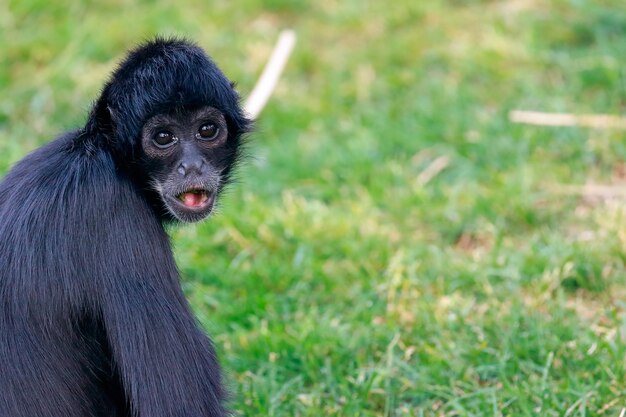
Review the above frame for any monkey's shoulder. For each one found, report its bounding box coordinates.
[0,131,153,233]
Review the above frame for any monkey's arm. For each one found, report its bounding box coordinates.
[101,278,226,417]
[95,176,227,417]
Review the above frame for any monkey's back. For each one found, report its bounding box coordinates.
[0,134,139,416]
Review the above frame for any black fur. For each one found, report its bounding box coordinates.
[0,38,250,417]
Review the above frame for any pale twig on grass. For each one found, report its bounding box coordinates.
[547,183,626,199]
[244,30,297,120]
[509,110,626,129]
[416,155,450,186]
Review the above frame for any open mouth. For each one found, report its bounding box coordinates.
[174,188,214,210]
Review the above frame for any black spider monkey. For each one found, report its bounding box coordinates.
[0,38,251,417]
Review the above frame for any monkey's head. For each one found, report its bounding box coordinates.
[87,38,251,223]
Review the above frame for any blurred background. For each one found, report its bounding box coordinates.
[1,0,626,415]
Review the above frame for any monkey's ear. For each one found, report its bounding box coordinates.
[85,95,112,138]
[90,96,117,138]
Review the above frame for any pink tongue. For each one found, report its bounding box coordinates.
[181,192,203,208]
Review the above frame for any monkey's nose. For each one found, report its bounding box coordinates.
[178,159,207,177]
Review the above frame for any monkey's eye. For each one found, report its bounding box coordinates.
[153,131,177,148]
[197,124,219,141]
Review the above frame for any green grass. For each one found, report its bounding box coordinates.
[2,0,626,415]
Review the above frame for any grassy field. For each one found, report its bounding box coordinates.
[2,0,626,415]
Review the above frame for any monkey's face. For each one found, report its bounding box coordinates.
[139,106,238,223]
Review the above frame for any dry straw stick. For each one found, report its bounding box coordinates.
[416,156,450,186]
[509,110,626,130]
[548,183,626,199]
[244,30,297,120]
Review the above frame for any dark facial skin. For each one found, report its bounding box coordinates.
[140,106,231,223]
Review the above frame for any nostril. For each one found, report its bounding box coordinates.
[189,159,206,174]
[178,162,188,177]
